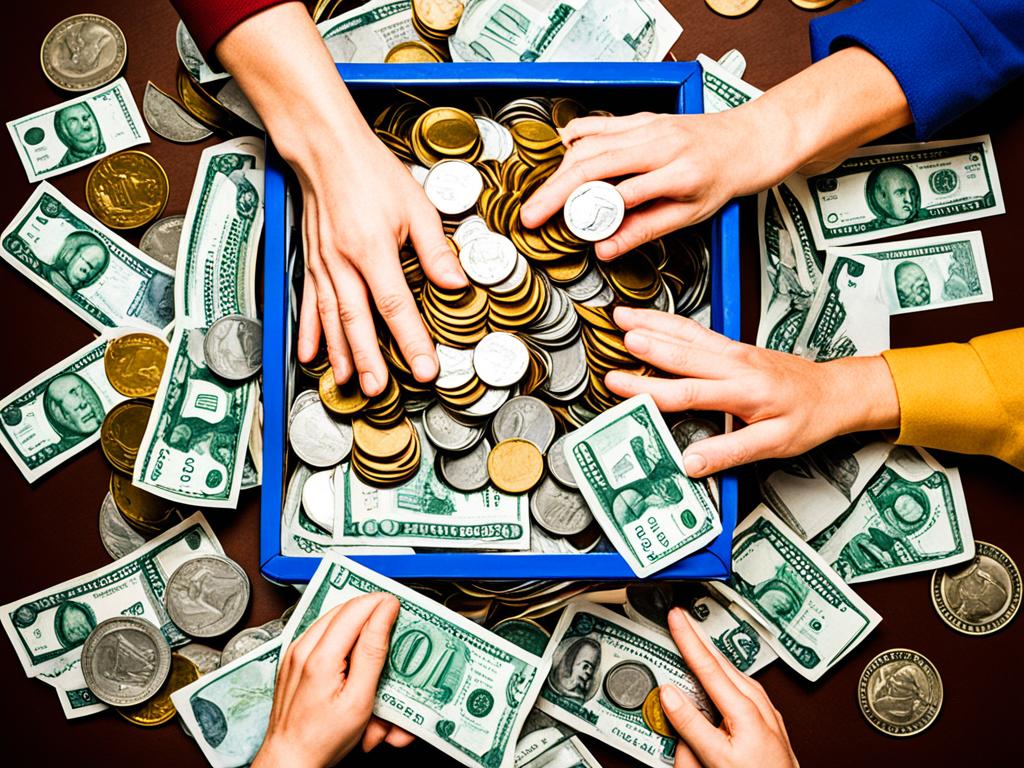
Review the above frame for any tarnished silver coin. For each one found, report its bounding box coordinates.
[143,81,213,144]
[492,396,556,452]
[424,159,483,215]
[436,343,477,390]
[165,556,251,638]
[302,468,336,534]
[438,438,491,492]
[423,402,485,453]
[858,649,943,737]
[602,660,657,711]
[177,642,222,674]
[474,332,530,388]
[221,626,274,666]
[670,415,721,451]
[459,233,517,286]
[530,476,593,536]
[140,214,185,270]
[546,434,577,489]
[40,14,126,91]
[204,314,263,381]
[931,541,1020,635]
[289,391,353,467]
[563,180,625,242]
[261,618,286,639]
[98,491,146,559]
[81,617,171,706]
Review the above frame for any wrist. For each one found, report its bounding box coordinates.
[821,355,901,436]
[252,737,318,768]
[727,98,805,194]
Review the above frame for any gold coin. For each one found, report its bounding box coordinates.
[100,400,152,474]
[319,369,369,415]
[109,471,178,533]
[789,0,839,9]
[422,107,479,155]
[352,416,416,460]
[704,0,762,17]
[104,333,168,398]
[176,66,234,131]
[551,98,586,129]
[413,0,464,33]
[118,653,199,727]
[385,40,444,63]
[642,687,678,739]
[487,438,544,494]
[85,150,169,230]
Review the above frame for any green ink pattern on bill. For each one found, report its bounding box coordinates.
[688,596,777,675]
[317,0,418,62]
[563,394,720,578]
[697,53,762,114]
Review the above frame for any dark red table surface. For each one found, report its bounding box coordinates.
[1,1,1021,765]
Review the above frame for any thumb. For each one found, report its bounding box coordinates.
[683,423,778,477]
[409,203,467,290]
[343,594,401,710]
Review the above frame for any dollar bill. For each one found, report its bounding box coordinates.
[318,0,419,62]
[0,513,222,718]
[688,596,776,675]
[451,0,681,64]
[782,135,1005,248]
[709,505,881,681]
[809,447,974,583]
[1,182,175,332]
[176,21,230,84]
[133,324,255,508]
[172,637,282,768]
[563,394,720,578]
[176,137,264,324]
[516,727,603,768]
[826,230,991,315]
[280,553,549,768]
[0,335,126,482]
[696,53,762,114]
[792,249,889,361]
[537,601,714,767]
[6,78,148,182]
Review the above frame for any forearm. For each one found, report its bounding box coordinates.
[821,354,901,437]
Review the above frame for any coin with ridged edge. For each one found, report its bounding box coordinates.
[858,649,942,737]
[85,150,169,230]
[81,617,171,707]
[603,660,657,711]
[931,540,1020,635]
[40,14,126,91]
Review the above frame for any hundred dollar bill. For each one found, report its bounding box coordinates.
[563,394,720,578]
[688,596,776,675]
[696,53,762,114]
[318,0,418,62]
[280,553,549,768]
[782,135,1005,248]
[0,335,126,482]
[0,513,221,718]
[516,727,603,768]
[538,601,714,767]
[172,637,282,768]
[177,21,230,84]
[177,137,264,324]
[809,447,974,583]
[133,324,255,508]
[709,505,881,681]
[7,78,148,182]
[451,0,681,64]
[792,250,889,361]
[826,230,991,315]
[1,183,175,332]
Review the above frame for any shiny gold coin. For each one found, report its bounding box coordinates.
[118,653,199,727]
[100,400,152,474]
[85,150,168,230]
[109,471,178,533]
[642,688,678,739]
[104,333,168,398]
[319,369,370,415]
[385,40,445,63]
[423,107,479,155]
[176,66,233,131]
[789,0,839,9]
[511,120,560,149]
[413,0,464,33]
[352,416,416,460]
[704,0,762,17]
[487,438,544,494]
[551,98,586,129]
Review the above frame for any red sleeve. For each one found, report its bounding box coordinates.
[171,0,298,59]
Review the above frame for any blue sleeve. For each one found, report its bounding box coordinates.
[810,0,1024,138]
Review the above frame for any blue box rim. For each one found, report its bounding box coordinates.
[260,62,739,582]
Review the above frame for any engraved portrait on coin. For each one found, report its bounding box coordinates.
[52,102,106,169]
[865,164,920,226]
[547,636,601,703]
[943,555,1012,622]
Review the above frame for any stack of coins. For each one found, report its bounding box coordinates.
[409,0,463,57]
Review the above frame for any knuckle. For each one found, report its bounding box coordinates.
[315,293,336,315]
[375,292,409,321]
[337,302,365,327]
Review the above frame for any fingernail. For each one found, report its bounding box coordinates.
[412,354,436,381]
[684,452,707,477]
[659,684,683,712]
[625,331,649,354]
[360,371,378,394]
[445,270,468,287]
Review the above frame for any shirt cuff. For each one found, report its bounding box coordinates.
[173,0,296,61]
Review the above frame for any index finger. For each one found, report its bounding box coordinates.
[343,594,401,711]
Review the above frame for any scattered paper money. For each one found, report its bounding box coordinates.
[697,52,762,114]
[688,595,777,675]
[515,727,603,768]
[318,0,419,62]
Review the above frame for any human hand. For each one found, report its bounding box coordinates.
[661,608,798,768]
[605,307,900,477]
[252,593,413,768]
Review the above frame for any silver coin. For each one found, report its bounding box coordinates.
[204,315,263,381]
[212,78,264,130]
[177,642,222,675]
[459,233,518,287]
[530,476,593,536]
[474,332,530,388]
[423,402,485,453]
[602,660,657,711]
[302,469,336,533]
[452,215,489,248]
[40,14,126,91]
[404,161,430,186]
[424,159,483,215]
[544,338,588,394]
[261,618,286,639]
[580,282,616,308]
[931,540,1021,635]
[438,439,492,492]
[143,81,213,144]
[176,20,228,83]
[492,396,556,452]
[563,265,607,302]
[140,214,185,270]
[289,394,353,467]
[475,116,514,162]
[436,343,476,390]
[491,252,531,295]
[671,416,721,451]
[460,385,513,418]
[564,181,625,242]
[221,626,274,666]
[165,556,251,638]
[858,649,943,737]
[98,491,146,559]
[546,434,577,489]
[81,617,171,706]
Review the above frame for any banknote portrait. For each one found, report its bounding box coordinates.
[44,372,105,437]
[48,230,110,296]
[53,102,106,168]
[548,636,601,703]
[865,164,920,226]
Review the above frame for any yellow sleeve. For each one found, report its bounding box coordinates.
[881,328,1024,470]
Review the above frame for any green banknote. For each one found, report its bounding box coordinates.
[688,596,776,675]
[697,53,762,114]
[537,601,714,767]
[172,638,282,768]
[0,335,126,482]
[809,447,974,583]
[710,505,881,681]
[1,182,174,332]
[133,324,255,508]
[318,0,418,61]
[516,728,602,768]
[0,513,221,718]
[6,78,148,182]
[563,394,720,578]
[782,135,1005,248]
[280,554,549,768]
[176,137,263,324]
